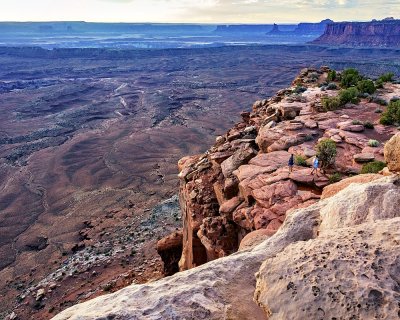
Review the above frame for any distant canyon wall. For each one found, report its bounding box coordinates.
[312,19,400,47]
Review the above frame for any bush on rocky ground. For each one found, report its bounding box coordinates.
[375,72,394,88]
[368,139,379,147]
[357,79,376,95]
[328,172,342,184]
[327,70,337,82]
[380,100,400,125]
[321,87,360,112]
[361,161,386,174]
[339,87,360,104]
[340,68,361,88]
[295,155,308,167]
[363,121,374,129]
[316,139,337,169]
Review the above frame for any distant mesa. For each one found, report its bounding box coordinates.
[312,18,400,47]
[267,19,333,36]
[293,19,334,35]
[214,24,296,33]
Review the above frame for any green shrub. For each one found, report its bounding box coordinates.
[339,87,360,104]
[363,121,374,129]
[293,85,307,94]
[378,72,394,83]
[329,173,342,184]
[357,79,376,94]
[375,79,384,89]
[304,134,314,141]
[367,139,379,147]
[352,119,362,125]
[360,161,386,174]
[321,87,360,111]
[340,68,361,88]
[373,97,388,106]
[316,139,337,169]
[375,73,395,89]
[390,96,400,103]
[380,100,400,125]
[327,70,337,82]
[309,72,319,81]
[321,96,341,111]
[327,82,338,90]
[295,155,308,167]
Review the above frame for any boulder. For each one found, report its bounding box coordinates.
[321,174,383,199]
[238,229,277,251]
[256,127,283,152]
[255,218,400,320]
[338,123,365,132]
[221,144,257,178]
[233,164,276,181]
[219,197,243,217]
[36,288,45,301]
[251,180,297,209]
[248,150,290,169]
[304,120,318,129]
[157,231,183,276]
[303,147,316,158]
[267,134,307,152]
[319,176,400,232]
[277,103,303,120]
[353,153,374,163]
[197,217,238,260]
[384,132,400,172]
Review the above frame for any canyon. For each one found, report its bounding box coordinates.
[53,66,400,319]
[1,46,400,319]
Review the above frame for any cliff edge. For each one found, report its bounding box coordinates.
[52,174,400,319]
[312,18,400,47]
[46,67,400,319]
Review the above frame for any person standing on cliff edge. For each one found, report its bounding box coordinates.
[288,154,294,173]
[311,155,319,175]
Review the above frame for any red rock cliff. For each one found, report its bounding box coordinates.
[157,67,398,273]
[312,19,400,47]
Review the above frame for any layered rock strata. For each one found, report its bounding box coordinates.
[173,67,398,272]
[312,19,400,47]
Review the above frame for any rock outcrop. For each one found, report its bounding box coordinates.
[174,67,398,274]
[384,132,400,172]
[255,218,400,319]
[53,175,400,319]
[312,19,400,47]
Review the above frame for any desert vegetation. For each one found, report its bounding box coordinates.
[380,100,400,125]
[360,161,386,174]
[316,138,337,169]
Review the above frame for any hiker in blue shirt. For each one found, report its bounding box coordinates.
[288,154,294,173]
[311,156,319,175]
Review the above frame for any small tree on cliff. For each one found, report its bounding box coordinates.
[316,139,337,170]
[340,68,361,88]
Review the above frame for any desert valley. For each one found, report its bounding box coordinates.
[0,15,400,320]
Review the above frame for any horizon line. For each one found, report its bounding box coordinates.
[0,19,381,25]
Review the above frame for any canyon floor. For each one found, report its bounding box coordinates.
[1,45,400,319]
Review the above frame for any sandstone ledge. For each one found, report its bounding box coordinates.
[53,176,400,320]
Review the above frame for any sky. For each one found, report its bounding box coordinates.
[0,0,399,23]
